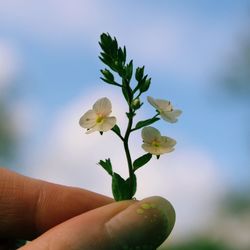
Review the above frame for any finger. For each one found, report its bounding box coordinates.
[0,168,112,239]
[20,196,175,250]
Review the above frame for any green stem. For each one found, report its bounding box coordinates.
[111,128,124,141]
[123,107,135,198]
[113,81,123,87]
[152,112,160,119]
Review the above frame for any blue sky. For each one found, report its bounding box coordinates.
[0,0,250,241]
[1,0,249,181]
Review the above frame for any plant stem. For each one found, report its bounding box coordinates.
[123,106,135,197]
[111,128,124,141]
[152,113,160,119]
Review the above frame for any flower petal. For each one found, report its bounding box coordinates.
[142,144,159,155]
[147,96,172,111]
[155,99,172,111]
[142,143,168,155]
[93,97,112,116]
[173,109,182,117]
[142,142,175,155]
[161,136,176,147]
[85,125,99,134]
[79,110,97,129]
[147,96,158,109]
[158,146,175,154]
[161,111,178,123]
[99,116,116,132]
[141,126,161,143]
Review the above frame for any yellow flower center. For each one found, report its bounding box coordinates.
[152,140,160,147]
[96,116,104,124]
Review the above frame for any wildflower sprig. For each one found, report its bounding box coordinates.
[79,33,182,201]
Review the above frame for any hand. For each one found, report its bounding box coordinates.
[0,168,175,250]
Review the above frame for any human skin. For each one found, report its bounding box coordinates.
[0,168,175,250]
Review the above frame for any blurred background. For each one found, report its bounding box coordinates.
[0,1,250,249]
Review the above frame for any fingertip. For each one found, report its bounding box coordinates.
[105,196,175,249]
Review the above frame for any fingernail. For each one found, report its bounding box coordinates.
[105,196,175,250]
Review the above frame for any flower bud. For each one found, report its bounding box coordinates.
[101,69,114,82]
[132,98,141,110]
[140,78,151,92]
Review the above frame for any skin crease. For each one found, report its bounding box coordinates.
[0,168,175,250]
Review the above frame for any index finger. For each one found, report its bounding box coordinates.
[0,168,113,240]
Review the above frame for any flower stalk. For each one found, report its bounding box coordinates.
[79,33,182,201]
[123,106,135,196]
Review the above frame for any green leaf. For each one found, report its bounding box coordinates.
[133,153,152,171]
[135,66,144,81]
[99,54,112,68]
[112,173,137,201]
[112,173,128,201]
[122,85,133,104]
[99,33,116,56]
[123,46,127,63]
[100,69,114,83]
[125,60,133,82]
[140,77,151,93]
[111,37,118,56]
[118,47,126,66]
[125,174,137,197]
[112,124,121,135]
[99,33,126,76]
[134,117,160,130]
[122,87,130,103]
[100,77,113,85]
[98,158,113,176]
[100,33,111,44]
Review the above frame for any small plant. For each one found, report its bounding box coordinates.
[79,33,181,201]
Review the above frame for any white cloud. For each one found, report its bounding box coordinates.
[25,88,225,241]
[26,88,128,188]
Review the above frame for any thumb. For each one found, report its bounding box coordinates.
[19,196,175,250]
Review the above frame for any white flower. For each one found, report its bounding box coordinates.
[147,96,182,123]
[79,97,116,134]
[141,126,176,155]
